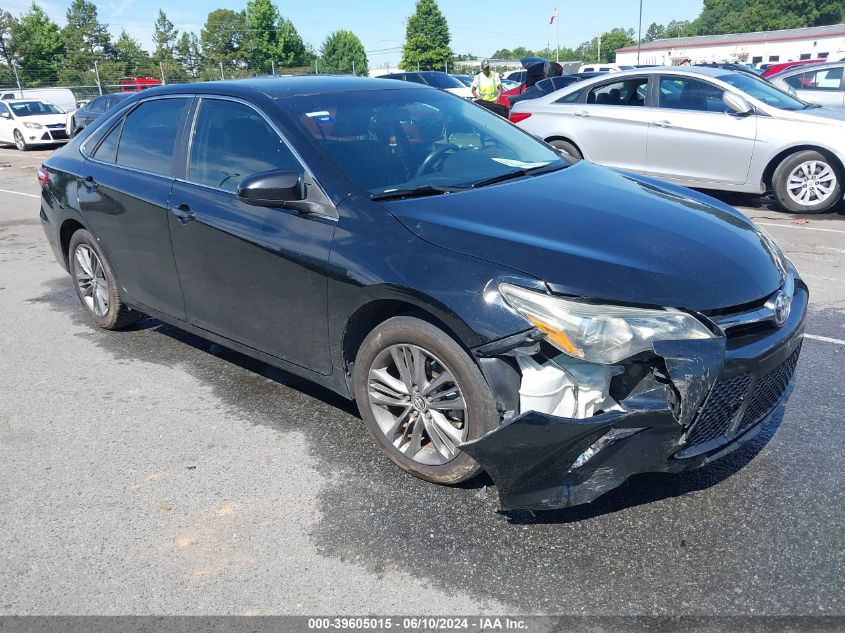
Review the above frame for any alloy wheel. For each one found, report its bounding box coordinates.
[367,344,468,466]
[74,244,109,317]
[14,129,25,151]
[786,160,837,207]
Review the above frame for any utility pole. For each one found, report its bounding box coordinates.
[271,60,275,76]
[219,61,224,80]
[636,0,644,64]
[159,61,166,85]
[556,0,560,62]
[11,62,22,93]
[352,60,355,75]
[597,33,601,62]
[94,60,102,95]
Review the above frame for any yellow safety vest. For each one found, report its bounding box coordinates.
[474,71,499,101]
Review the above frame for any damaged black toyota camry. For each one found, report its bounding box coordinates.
[38,76,806,511]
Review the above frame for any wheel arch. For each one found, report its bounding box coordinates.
[59,218,87,267]
[762,144,845,191]
[545,135,584,157]
[341,295,480,376]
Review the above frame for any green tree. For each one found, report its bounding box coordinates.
[175,31,202,78]
[201,9,247,75]
[60,0,113,84]
[693,0,844,35]
[245,0,279,71]
[113,30,155,78]
[319,30,368,75]
[152,10,178,63]
[643,22,666,42]
[9,3,65,85]
[276,16,306,67]
[401,0,453,71]
[665,19,696,37]
[599,27,636,63]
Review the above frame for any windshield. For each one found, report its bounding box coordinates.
[9,101,64,116]
[718,72,812,110]
[285,88,565,196]
[422,73,465,89]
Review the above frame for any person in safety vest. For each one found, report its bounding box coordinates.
[471,59,502,103]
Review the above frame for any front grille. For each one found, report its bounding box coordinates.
[47,123,65,129]
[684,373,752,447]
[49,130,68,140]
[683,343,802,451]
[737,344,801,434]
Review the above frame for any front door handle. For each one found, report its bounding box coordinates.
[573,111,590,118]
[169,203,196,225]
[653,120,672,128]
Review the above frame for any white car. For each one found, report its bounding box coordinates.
[511,66,845,213]
[0,100,70,150]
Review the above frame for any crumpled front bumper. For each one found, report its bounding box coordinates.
[461,287,807,512]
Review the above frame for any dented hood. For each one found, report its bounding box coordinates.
[384,162,784,311]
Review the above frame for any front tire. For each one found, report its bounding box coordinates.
[548,139,582,159]
[13,129,28,151]
[772,150,841,214]
[68,229,140,330]
[353,316,499,484]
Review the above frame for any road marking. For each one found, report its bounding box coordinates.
[805,334,845,346]
[756,221,845,235]
[0,188,39,198]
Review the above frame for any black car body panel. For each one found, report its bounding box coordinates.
[39,77,806,512]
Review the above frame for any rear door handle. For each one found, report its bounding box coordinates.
[82,175,97,190]
[653,120,672,128]
[169,203,196,225]
[573,111,590,118]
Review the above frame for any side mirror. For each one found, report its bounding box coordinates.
[723,91,753,115]
[237,169,305,207]
[0,112,10,119]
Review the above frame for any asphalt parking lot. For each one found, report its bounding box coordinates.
[1,144,843,616]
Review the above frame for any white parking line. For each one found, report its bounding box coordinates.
[805,334,845,346]
[756,221,845,235]
[0,188,39,198]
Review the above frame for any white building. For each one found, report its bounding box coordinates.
[615,23,845,66]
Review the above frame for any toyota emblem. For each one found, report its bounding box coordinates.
[772,291,791,327]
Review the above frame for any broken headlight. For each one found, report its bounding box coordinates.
[499,283,715,364]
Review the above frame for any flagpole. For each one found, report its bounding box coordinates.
[555,0,560,62]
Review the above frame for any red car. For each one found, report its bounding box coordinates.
[761,60,823,78]
[119,77,163,92]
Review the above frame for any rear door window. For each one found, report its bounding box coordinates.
[92,119,125,163]
[587,78,649,106]
[188,98,301,193]
[784,66,844,91]
[115,98,189,175]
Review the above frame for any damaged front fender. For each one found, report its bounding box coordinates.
[460,337,741,511]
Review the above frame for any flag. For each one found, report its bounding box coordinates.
[549,7,558,24]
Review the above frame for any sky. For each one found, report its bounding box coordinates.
[4,0,704,68]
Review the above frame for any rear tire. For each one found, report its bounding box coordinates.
[548,139,582,159]
[68,229,141,330]
[772,150,841,214]
[353,316,499,485]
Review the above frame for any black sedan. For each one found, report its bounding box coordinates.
[67,92,132,137]
[38,77,806,511]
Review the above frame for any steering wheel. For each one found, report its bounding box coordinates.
[415,143,460,178]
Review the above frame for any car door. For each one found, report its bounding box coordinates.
[782,66,845,109]
[77,96,190,319]
[563,75,652,171]
[167,97,336,374]
[646,75,757,185]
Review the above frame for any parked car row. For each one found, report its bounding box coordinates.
[38,75,807,512]
[510,66,845,213]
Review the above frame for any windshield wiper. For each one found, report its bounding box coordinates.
[470,162,567,189]
[370,184,466,201]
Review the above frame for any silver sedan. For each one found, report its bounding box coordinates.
[768,61,845,110]
[511,66,845,213]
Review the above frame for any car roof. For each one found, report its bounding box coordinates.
[142,75,427,100]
